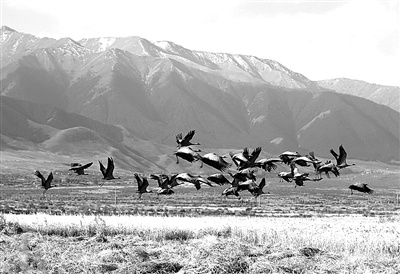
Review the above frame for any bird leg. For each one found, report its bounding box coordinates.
[326,172,330,178]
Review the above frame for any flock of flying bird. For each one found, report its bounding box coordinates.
[34,130,374,201]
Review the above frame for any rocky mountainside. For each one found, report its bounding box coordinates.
[317,78,400,113]
[1,26,399,163]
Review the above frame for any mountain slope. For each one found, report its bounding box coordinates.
[1,26,399,163]
[317,78,400,113]
[0,96,169,173]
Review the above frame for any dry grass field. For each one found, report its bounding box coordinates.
[1,214,399,273]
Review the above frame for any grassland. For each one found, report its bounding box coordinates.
[1,214,399,273]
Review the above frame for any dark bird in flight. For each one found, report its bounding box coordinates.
[254,157,282,172]
[290,162,322,187]
[207,173,231,186]
[173,147,202,164]
[222,169,257,199]
[99,157,120,185]
[174,173,212,190]
[278,171,293,183]
[317,161,340,178]
[291,156,315,167]
[69,162,93,175]
[200,152,232,172]
[330,145,355,169]
[238,178,267,198]
[134,173,153,199]
[307,151,322,171]
[150,174,178,195]
[279,151,301,165]
[34,170,56,196]
[228,169,257,186]
[176,130,200,148]
[221,186,241,199]
[230,148,250,169]
[230,147,262,170]
[349,183,374,195]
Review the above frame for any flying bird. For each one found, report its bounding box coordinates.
[330,145,355,169]
[349,183,374,195]
[221,186,241,199]
[69,162,93,175]
[290,163,322,187]
[207,173,231,186]
[149,174,177,196]
[317,161,340,178]
[238,178,267,198]
[291,156,315,167]
[134,173,153,199]
[173,147,202,164]
[200,152,232,172]
[307,151,322,171]
[278,171,293,183]
[228,169,257,186]
[279,151,301,165]
[174,173,212,190]
[230,147,262,170]
[254,157,282,172]
[34,170,56,196]
[176,130,200,148]
[230,148,250,169]
[99,157,120,184]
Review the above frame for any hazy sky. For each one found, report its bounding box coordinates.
[1,0,399,86]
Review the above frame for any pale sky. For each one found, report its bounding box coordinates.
[1,0,399,86]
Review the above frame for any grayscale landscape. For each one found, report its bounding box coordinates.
[1,2,399,272]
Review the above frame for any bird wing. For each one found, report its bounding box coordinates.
[202,154,226,171]
[69,164,82,171]
[183,130,195,143]
[46,172,54,187]
[248,147,262,163]
[330,148,339,163]
[258,178,266,190]
[160,177,171,189]
[338,145,348,165]
[81,162,93,169]
[134,174,143,189]
[207,174,230,185]
[203,153,220,161]
[242,147,250,159]
[99,160,106,177]
[105,157,115,177]
[70,162,93,172]
[365,185,374,194]
[142,177,150,191]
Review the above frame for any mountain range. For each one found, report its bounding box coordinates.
[1,25,399,166]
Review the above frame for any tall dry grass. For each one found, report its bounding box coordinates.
[3,213,400,258]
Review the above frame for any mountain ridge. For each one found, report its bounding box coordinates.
[1,26,399,163]
[317,78,399,113]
